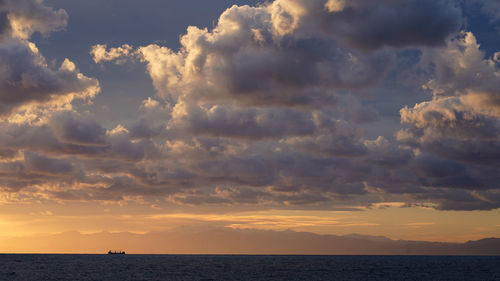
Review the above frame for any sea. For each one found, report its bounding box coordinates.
[0,255,499,281]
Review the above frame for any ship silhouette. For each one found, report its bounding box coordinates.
[107,250,126,255]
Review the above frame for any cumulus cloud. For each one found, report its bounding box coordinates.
[90,44,134,64]
[2,0,499,212]
[0,0,68,40]
[0,108,163,199]
[93,0,401,142]
[400,33,500,161]
[78,0,495,210]
[49,111,107,146]
[286,121,367,157]
[421,32,500,102]
[323,0,462,50]
[0,111,158,162]
[98,0,456,106]
[167,102,318,139]
[0,0,99,118]
[0,43,99,116]
[397,31,500,209]
[135,33,388,108]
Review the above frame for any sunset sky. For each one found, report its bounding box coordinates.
[1,0,500,253]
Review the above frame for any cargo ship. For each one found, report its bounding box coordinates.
[107,250,126,255]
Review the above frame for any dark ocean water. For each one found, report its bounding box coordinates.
[0,255,499,281]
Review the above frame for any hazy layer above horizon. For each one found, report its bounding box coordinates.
[2,228,500,255]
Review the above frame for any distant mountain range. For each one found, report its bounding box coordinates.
[1,228,499,255]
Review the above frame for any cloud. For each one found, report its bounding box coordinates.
[1,0,498,212]
[397,32,500,209]
[0,111,162,199]
[323,0,462,50]
[167,102,318,139]
[0,1,101,195]
[286,121,367,157]
[0,0,68,40]
[399,33,500,165]
[96,1,401,107]
[90,44,134,64]
[364,136,413,167]
[92,0,461,141]
[78,0,498,210]
[473,0,500,22]
[23,151,74,176]
[91,0,398,143]
[3,118,157,163]
[48,111,107,146]
[0,0,99,118]
[421,32,500,106]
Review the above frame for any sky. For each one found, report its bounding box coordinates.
[1,0,500,253]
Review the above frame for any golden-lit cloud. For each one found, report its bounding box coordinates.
[90,44,134,64]
[0,0,496,213]
[1,0,500,251]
